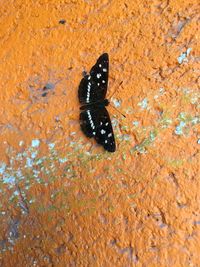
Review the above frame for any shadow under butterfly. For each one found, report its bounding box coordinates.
[78,53,116,152]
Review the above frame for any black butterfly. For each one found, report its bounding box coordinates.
[78,53,116,152]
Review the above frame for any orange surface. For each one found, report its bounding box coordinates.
[0,0,200,266]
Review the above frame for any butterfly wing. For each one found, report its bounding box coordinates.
[80,107,116,152]
[78,53,109,105]
[94,107,115,152]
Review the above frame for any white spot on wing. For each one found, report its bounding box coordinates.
[86,83,91,103]
[97,73,101,79]
[87,110,95,129]
[101,129,106,134]
[108,133,112,137]
[103,68,107,72]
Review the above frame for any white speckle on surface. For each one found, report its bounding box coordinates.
[154,87,165,99]
[88,76,91,80]
[112,98,121,108]
[132,121,139,126]
[0,162,6,175]
[105,122,108,126]
[102,80,105,83]
[198,139,200,144]
[178,53,187,64]
[154,95,159,99]
[59,157,68,163]
[190,96,198,105]
[187,48,192,56]
[93,132,96,135]
[159,87,165,94]
[105,140,108,143]
[138,98,149,110]
[31,139,40,148]
[97,83,100,86]
[101,129,106,134]
[97,73,101,79]
[99,64,102,67]
[19,140,24,146]
[111,118,118,127]
[122,134,131,141]
[191,117,199,125]
[48,143,55,149]
[175,121,186,135]
[177,48,192,64]
[26,157,33,168]
[3,174,15,185]
[31,151,38,159]
[108,133,112,137]
[103,68,107,72]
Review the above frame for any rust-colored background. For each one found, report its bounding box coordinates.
[0,1,200,266]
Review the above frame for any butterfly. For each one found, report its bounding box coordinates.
[78,53,116,152]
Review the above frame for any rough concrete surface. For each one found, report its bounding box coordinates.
[0,0,200,266]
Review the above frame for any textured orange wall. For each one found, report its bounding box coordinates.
[0,0,200,266]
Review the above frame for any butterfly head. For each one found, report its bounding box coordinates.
[103,99,109,106]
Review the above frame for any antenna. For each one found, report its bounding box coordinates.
[109,81,126,118]
[109,81,123,99]
[109,103,126,118]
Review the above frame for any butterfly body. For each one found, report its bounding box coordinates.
[80,99,109,110]
[78,53,116,152]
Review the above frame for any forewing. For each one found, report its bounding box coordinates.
[79,107,115,152]
[90,53,109,96]
[78,53,109,105]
